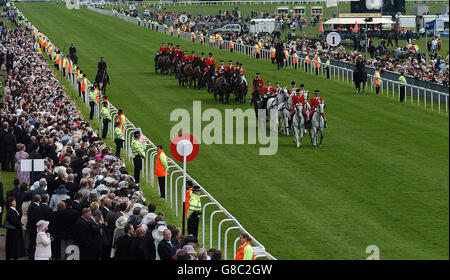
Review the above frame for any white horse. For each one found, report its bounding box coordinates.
[277,89,291,135]
[292,103,306,148]
[266,88,287,132]
[310,102,325,147]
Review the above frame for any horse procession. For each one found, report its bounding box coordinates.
[154,43,327,148]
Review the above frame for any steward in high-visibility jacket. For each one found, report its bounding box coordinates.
[89,87,97,120]
[314,55,321,75]
[62,56,68,77]
[54,52,60,70]
[254,44,260,59]
[398,72,407,102]
[155,146,168,197]
[199,32,204,44]
[374,69,382,94]
[132,131,146,184]
[184,180,194,219]
[270,47,276,63]
[229,40,234,53]
[187,186,202,239]
[81,75,88,94]
[305,54,311,72]
[293,52,299,69]
[114,122,125,158]
[117,109,127,132]
[235,233,255,260]
[324,57,331,79]
[191,32,196,42]
[218,35,223,48]
[101,102,111,139]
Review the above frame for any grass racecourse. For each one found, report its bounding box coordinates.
[10,2,450,259]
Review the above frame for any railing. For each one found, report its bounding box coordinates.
[98,6,448,114]
[15,4,277,261]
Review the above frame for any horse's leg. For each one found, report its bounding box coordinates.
[319,128,323,146]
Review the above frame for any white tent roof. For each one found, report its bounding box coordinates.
[324,17,394,25]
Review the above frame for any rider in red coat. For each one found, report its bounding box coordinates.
[309,90,327,127]
[225,60,235,72]
[159,43,167,53]
[205,53,215,73]
[216,60,226,74]
[188,51,196,62]
[250,73,264,105]
[181,51,189,63]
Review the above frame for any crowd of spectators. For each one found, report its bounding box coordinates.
[116,7,449,87]
[0,20,223,260]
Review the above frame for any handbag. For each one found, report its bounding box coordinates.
[3,219,17,230]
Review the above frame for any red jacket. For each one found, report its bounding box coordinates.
[310,96,323,109]
[206,57,215,67]
[188,55,196,62]
[217,65,226,73]
[252,77,264,93]
[291,95,307,114]
[225,65,235,72]
[174,49,183,55]
[262,86,275,96]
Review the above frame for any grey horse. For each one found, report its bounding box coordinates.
[292,103,307,148]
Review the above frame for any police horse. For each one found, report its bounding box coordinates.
[95,68,110,95]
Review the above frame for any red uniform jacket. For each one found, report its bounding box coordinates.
[188,55,196,62]
[262,86,275,96]
[225,65,235,72]
[291,95,307,114]
[217,65,226,73]
[309,96,325,117]
[252,77,264,93]
[174,49,183,56]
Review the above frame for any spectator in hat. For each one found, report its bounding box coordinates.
[183,244,196,260]
[35,220,52,260]
[49,185,70,211]
[111,214,128,258]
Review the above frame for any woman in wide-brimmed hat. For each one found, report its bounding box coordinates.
[35,220,52,260]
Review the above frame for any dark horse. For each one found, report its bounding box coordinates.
[95,68,110,94]
[251,87,263,117]
[154,52,171,75]
[275,49,284,70]
[353,67,367,94]
[204,64,215,93]
[214,70,234,104]
[181,57,203,88]
[233,70,248,104]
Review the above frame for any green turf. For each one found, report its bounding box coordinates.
[15,2,449,260]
